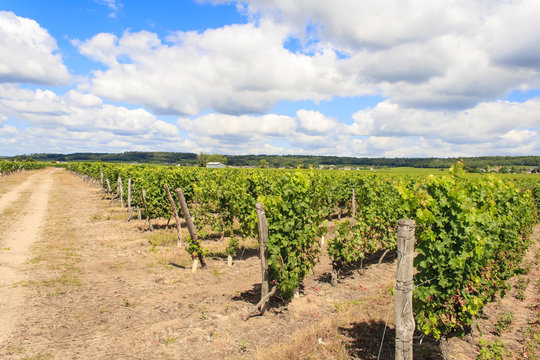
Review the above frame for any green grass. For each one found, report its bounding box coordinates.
[147,230,177,248]
[495,312,514,335]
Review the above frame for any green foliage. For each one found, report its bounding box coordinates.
[225,237,239,256]
[328,175,411,269]
[413,163,536,338]
[258,171,326,298]
[197,152,227,167]
[68,160,539,330]
[495,312,514,335]
[477,339,505,360]
[0,160,47,174]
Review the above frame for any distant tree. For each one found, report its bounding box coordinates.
[208,154,227,165]
[258,159,269,168]
[197,152,209,167]
[197,152,227,167]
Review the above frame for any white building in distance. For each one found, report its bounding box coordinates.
[206,162,226,168]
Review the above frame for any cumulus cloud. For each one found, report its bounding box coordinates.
[204,0,540,110]
[76,21,371,116]
[2,2,539,157]
[173,96,540,157]
[349,99,540,144]
[296,109,342,135]
[0,84,190,155]
[484,0,540,71]
[0,11,69,85]
[219,0,475,50]
[179,110,350,154]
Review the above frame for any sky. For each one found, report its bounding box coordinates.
[0,0,539,158]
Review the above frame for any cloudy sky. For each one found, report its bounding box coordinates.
[1,0,539,157]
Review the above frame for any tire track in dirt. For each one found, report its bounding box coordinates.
[0,171,44,215]
[0,168,57,343]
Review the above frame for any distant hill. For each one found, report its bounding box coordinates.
[3,152,198,165]
[2,152,539,170]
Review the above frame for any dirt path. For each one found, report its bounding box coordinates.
[0,168,57,343]
[0,171,44,214]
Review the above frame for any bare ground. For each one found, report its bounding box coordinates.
[0,168,538,359]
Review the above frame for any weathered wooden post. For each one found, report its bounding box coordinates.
[395,219,416,360]
[243,202,277,320]
[118,176,124,208]
[127,177,132,211]
[255,202,270,313]
[106,178,111,193]
[141,189,153,231]
[352,188,356,218]
[175,188,205,270]
[164,184,182,247]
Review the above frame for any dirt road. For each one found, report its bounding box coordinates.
[0,168,57,343]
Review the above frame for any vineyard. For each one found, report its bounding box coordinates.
[66,161,540,342]
[0,161,46,175]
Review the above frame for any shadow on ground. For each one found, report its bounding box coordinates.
[339,320,444,359]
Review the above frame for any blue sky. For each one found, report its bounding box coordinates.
[1,0,539,157]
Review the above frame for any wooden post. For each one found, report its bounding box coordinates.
[118,176,124,208]
[175,188,205,268]
[106,178,111,193]
[352,188,356,218]
[164,184,183,247]
[255,202,270,314]
[100,170,103,187]
[331,262,339,286]
[395,219,415,360]
[127,178,132,211]
[141,189,153,231]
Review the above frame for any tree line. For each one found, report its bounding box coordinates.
[3,152,540,170]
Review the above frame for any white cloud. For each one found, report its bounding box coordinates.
[0,11,69,85]
[173,96,540,157]
[178,110,348,154]
[93,0,122,18]
[76,21,371,116]
[349,99,540,144]
[484,0,540,71]
[0,84,189,155]
[296,110,341,135]
[222,0,475,50]
[179,113,296,139]
[205,0,540,110]
[0,125,196,156]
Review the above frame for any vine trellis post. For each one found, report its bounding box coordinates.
[395,219,415,360]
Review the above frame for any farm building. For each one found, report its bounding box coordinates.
[206,162,226,168]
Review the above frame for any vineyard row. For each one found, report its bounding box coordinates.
[67,161,539,339]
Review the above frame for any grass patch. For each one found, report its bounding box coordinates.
[90,213,101,221]
[477,339,505,360]
[42,274,81,287]
[47,289,67,297]
[495,312,514,335]
[254,289,393,360]
[148,230,177,249]
[22,353,54,360]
